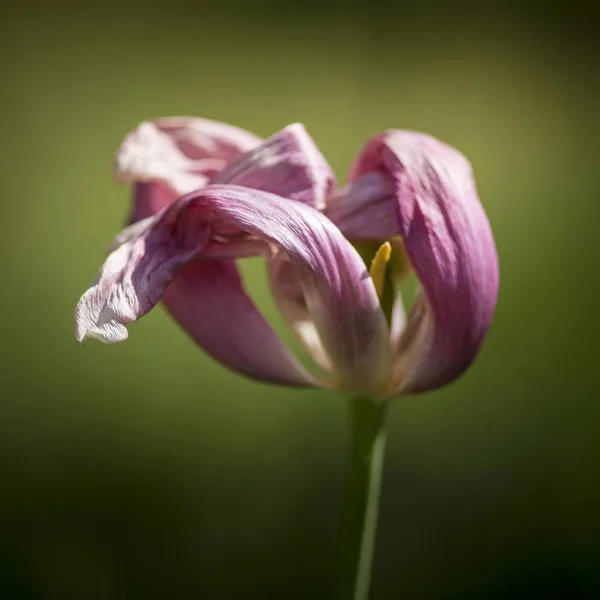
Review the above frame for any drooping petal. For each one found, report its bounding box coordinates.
[75,185,389,394]
[161,260,316,386]
[75,205,210,344]
[114,117,262,222]
[348,131,499,394]
[213,123,336,210]
[77,208,311,384]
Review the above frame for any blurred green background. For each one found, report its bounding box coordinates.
[1,1,599,598]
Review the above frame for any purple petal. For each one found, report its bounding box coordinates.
[75,206,210,344]
[348,131,499,394]
[114,117,262,222]
[213,123,336,210]
[115,121,218,190]
[162,260,315,386]
[155,116,263,161]
[267,254,333,373]
[75,185,389,393]
[127,181,180,223]
[325,172,399,240]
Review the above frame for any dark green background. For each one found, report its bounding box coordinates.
[2,2,598,598]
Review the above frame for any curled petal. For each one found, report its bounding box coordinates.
[162,260,315,386]
[114,117,262,222]
[75,186,389,394]
[115,122,215,191]
[349,131,499,394]
[75,207,210,344]
[155,116,263,161]
[108,214,157,253]
[325,172,398,240]
[214,123,336,209]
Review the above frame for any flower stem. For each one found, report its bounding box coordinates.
[335,396,388,600]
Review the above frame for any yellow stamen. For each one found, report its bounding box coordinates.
[369,241,392,299]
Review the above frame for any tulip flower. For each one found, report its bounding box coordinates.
[75,118,497,397]
[74,116,498,600]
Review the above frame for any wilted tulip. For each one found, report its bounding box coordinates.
[75,118,498,400]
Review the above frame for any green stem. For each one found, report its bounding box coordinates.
[335,396,388,600]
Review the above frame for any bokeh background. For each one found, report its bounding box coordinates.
[2,1,599,598]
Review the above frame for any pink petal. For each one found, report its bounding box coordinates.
[325,172,399,240]
[389,292,407,355]
[75,205,210,344]
[267,254,333,373]
[155,116,264,161]
[162,260,315,386]
[213,123,336,210]
[115,122,216,191]
[127,181,181,223]
[348,131,499,394]
[75,186,389,393]
[114,117,262,222]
